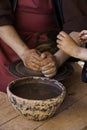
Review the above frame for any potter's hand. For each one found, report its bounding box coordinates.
[21,49,41,72]
[41,52,57,78]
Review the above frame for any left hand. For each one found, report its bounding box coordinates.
[41,52,57,78]
[56,31,79,57]
[21,49,41,72]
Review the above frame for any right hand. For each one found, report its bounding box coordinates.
[41,52,57,78]
[21,49,41,72]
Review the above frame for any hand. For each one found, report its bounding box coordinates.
[56,31,79,57]
[21,49,41,71]
[41,52,57,78]
[79,30,87,43]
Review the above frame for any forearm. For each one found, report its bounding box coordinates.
[0,25,29,59]
[54,50,70,67]
[74,47,87,61]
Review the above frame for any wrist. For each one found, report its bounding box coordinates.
[54,50,70,68]
[18,47,30,59]
[72,46,81,59]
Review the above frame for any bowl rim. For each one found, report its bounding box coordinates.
[7,76,66,101]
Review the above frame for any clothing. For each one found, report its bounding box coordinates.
[0,0,58,92]
[0,0,87,92]
[0,0,87,31]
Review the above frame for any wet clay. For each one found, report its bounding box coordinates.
[11,83,62,100]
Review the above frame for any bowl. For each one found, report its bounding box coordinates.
[7,77,66,121]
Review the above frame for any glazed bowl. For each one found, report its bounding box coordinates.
[7,77,66,121]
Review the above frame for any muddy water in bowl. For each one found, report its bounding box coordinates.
[7,77,66,121]
[11,83,62,100]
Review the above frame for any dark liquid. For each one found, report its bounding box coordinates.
[11,83,62,100]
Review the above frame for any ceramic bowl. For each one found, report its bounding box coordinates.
[7,77,66,121]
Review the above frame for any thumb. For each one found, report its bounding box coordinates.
[41,53,47,59]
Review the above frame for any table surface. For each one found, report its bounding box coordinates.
[0,63,87,130]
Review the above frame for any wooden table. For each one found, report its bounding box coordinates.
[0,63,87,130]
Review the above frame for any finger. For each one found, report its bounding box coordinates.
[57,44,62,49]
[29,56,41,66]
[41,58,55,66]
[57,31,65,38]
[59,31,69,39]
[56,39,62,44]
[27,63,41,71]
[32,54,41,61]
[41,52,52,59]
[79,30,87,36]
[57,33,64,40]
[42,68,56,74]
[31,52,41,61]
[43,70,57,78]
[25,61,41,71]
[41,62,56,71]
[41,53,46,59]
[59,31,68,38]
[41,52,49,59]
[81,34,87,40]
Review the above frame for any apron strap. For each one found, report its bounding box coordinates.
[51,0,64,31]
[10,0,17,12]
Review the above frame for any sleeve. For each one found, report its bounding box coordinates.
[62,0,87,33]
[0,0,14,26]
